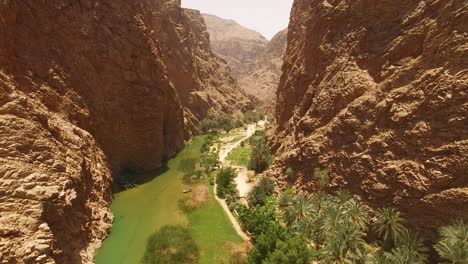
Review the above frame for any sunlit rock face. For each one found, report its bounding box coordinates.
[203,14,268,79]
[238,29,288,112]
[203,14,288,111]
[269,0,468,239]
[0,0,250,262]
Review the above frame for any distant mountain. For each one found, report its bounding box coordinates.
[202,14,268,78]
[203,14,288,111]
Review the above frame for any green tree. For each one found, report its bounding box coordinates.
[142,225,199,264]
[238,198,277,237]
[344,198,369,231]
[319,224,368,264]
[282,194,316,231]
[248,141,272,173]
[434,220,468,264]
[216,167,237,199]
[372,207,407,249]
[264,236,313,264]
[247,177,275,206]
[382,229,427,264]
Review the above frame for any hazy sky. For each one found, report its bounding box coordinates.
[182,0,294,39]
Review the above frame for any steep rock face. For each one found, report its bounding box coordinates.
[239,29,288,111]
[203,14,268,78]
[158,7,253,127]
[0,0,250,263]
[270,0,468,238]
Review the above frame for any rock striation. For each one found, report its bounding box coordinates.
[269,0,468,238]
[0,0,250,263]
[203,14,268,78]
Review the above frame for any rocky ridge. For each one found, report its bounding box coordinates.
[238,29,288,112]
[203,14,268,78]
[0,0,250,263]
[269,0,468,238]
[203,14,288,110]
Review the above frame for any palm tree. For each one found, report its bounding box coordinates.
[398,229,427,255]
[318,204,344,241]
[335,189,352,206]
[383,246,427,264]
[434,220,468,263]
[344,198,369,231]
[282,194,316,232]
[372,207,407,249]
[319,224,368,264]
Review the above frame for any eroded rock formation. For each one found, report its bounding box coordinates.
[0,0,250,263]
[269,0,468,238]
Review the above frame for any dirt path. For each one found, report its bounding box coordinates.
[213,120,267,242]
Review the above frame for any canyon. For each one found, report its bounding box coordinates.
[0,0,467,263]
[203,15,288,111]
[0,0,250,263]
[268,0,468,239]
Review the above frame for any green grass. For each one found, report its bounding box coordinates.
[227,145,252,166]
[187,180,243,264]
[95,136,242,264]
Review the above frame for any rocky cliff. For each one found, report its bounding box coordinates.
[269,0,468,238]
[160,8,252,130]
[203,14,268,78]
[238,29,288,112]
[0,0,249,263]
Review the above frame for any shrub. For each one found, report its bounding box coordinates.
[247,177,275,207]
[179,185,210,213]
[285,167,297,182]
[142,225,199,264]
[227,242,252,264]
[313,168,329,190]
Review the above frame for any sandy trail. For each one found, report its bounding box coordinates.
[213,120,267,242]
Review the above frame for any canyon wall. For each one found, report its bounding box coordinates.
[270,0,468,238]
[0,0,249,263]
[238,29,288,112]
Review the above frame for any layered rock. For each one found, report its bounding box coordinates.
[203,14,268,78]
[238,29,288,112]
[0,0,250,263]
[269,0,468,238]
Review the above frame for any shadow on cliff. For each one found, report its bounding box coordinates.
[112,165,170,194]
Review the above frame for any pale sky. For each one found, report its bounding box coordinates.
[182,0,294,40]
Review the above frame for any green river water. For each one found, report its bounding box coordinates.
[95,136,242,264]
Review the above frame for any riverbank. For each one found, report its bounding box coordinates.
[95,136,242,263]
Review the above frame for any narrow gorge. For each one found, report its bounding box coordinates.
[0,0,466,263]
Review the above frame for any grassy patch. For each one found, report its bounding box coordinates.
[187,182,244,263]
[227,145,252,167]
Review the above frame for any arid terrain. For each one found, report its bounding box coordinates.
[0,0,250,262]
[203,15,288,111]
[0,0,466,263]
[268,0,468,238]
